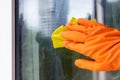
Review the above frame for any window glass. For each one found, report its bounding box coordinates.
[105,0,120,29]
[16,0,94,80]
[105,0,120,80]
[95,0,120,80]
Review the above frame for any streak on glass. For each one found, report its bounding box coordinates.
[16,0,94,80]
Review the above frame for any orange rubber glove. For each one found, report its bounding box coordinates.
[61,18,120,71]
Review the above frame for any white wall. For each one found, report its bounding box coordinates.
[0,0,12,80]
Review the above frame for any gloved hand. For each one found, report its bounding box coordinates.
[51,17,77,48]
[61,18,120,71]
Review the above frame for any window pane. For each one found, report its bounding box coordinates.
[16,0,94,80]
[105,0,120,29]
[95,0,120,80]
[105,0,120,80]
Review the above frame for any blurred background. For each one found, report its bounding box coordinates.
[15,0,120,80]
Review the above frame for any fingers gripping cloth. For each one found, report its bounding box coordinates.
[51,17,77,48]
[51,25,66,48]
[61,18,120,71]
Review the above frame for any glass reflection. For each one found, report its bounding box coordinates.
[68,0,93,20]
[16,0,94,80]
[105,0,120,29]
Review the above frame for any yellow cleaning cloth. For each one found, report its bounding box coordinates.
[51,17,77,48]
[69,17,78,24]
[51,25,67,48]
